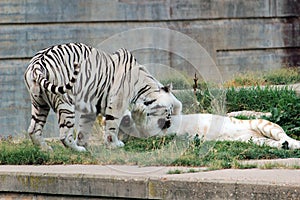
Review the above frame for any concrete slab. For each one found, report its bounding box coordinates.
[0,164,300,199]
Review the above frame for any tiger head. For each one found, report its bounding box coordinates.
[120,84,182,138]
[119,102,173,138]
[141,84,182,117]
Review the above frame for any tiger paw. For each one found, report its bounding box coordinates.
[286,141,300,150]
[105,135,125,148]
[61,137,87,152]
[40,143,53,152]
[75,146,87,152]
[106,140,125,148]
[281,141,289,150]
[115,140,125,147]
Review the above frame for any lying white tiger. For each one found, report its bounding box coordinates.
[119,104,300,150]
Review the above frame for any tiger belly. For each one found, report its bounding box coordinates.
[166,114,255,140]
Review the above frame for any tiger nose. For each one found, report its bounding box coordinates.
[157,118,171,130]
[120,115,131,127]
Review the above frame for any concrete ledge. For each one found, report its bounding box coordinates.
[0,165,300,199]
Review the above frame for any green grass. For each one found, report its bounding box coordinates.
[89,135,190,166]
[1,135,299,170]
[123,135,177,152]
[172,140,300,170]
[226,86,298,112]
[0,138,96,165]
[259,163,300,170]
[92,134,276,169]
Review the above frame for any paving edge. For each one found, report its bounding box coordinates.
[0,169,300,199]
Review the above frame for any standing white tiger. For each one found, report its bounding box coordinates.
[24,43,182,151]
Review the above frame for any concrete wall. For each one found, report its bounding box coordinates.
[0,0,299,137]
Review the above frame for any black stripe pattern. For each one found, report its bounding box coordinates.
[24,43,171,151]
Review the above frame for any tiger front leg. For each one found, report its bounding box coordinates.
[75,112,97,148]
[104,92,127,148]
[104,117,125,148]
[60,127,86,152]
[57,105,86,152]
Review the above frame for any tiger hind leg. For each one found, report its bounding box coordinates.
[250,137,288,149]
[28,98,52,151]
[57,105,86,152]
[252,119,300,149]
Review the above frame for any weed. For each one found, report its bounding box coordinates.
[224,67,300,87]
[167,169,183,174]
[89,134,190,166]
[167,167,201,175]
[263,68,300,85]
[187,168,199,173]
[259,163,300,170]
[174,90,200,114]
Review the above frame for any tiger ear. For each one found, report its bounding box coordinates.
[161,83,173,93]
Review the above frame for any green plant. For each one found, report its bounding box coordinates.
[195,82,226,114]
[174,90,200,114]
[225,86,300,139]
[226,86,296,112]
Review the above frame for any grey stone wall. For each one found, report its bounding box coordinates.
[0,0,299,137]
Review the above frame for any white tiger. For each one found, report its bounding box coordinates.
[24,43,182,151]
[119,104,300,150]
